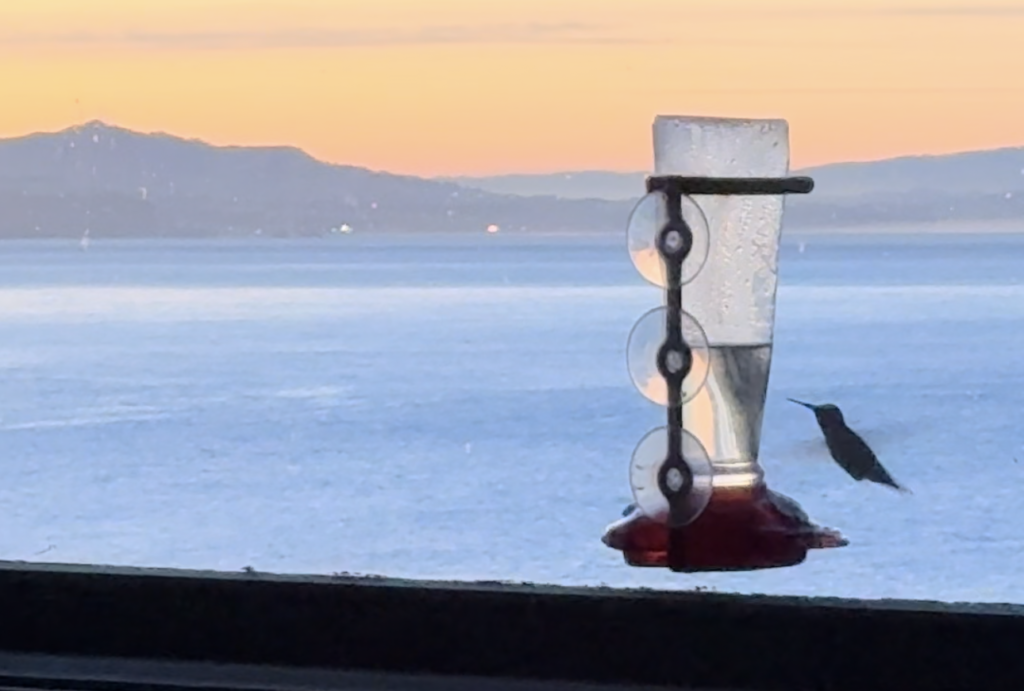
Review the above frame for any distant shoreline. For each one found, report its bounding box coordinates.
[3,221,1024,242]
[784,219,1024,235]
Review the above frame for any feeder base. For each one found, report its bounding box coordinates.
[602,483,846,572]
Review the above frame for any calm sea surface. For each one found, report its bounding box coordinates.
[2,231,1024,603]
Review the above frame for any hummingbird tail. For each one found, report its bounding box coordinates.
[883,477,912,494]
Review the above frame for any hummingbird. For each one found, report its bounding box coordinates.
[787,398,910,494]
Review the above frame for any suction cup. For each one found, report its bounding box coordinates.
[626,191,710,288]
[627,306,710,406]
[629,426,714,527]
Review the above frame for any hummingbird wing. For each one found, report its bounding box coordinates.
[826,426,877,480]
[782,436,836,467]
[779,416,912,463]
[835,417,909,450]
[838,425,912,493]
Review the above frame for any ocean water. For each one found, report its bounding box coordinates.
[2,231,1024,603]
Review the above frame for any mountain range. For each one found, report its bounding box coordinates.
[443,147,1024,201]
[1,121,1022,239]
[0,121,628,239]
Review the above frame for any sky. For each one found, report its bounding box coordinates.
[1,0,1022,176]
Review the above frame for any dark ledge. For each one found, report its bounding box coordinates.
[0,561,1023,691]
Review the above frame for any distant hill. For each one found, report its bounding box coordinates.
[444,148,1024,201]
[437,171,649,201]
[0,121,634,239]
[444,148,1024,230]
[1,121,1023,238]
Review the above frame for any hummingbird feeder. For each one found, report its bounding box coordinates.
[601,115,848,572]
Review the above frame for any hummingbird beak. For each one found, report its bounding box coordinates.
[786,398,817,410]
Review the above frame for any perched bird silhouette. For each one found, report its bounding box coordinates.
[787,398,911,494]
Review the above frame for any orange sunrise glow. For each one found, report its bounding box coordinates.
[1,0,1022,176]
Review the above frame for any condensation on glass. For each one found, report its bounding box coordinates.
[647,115,790,490]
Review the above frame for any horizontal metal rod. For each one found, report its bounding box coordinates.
[646,176,814,196]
